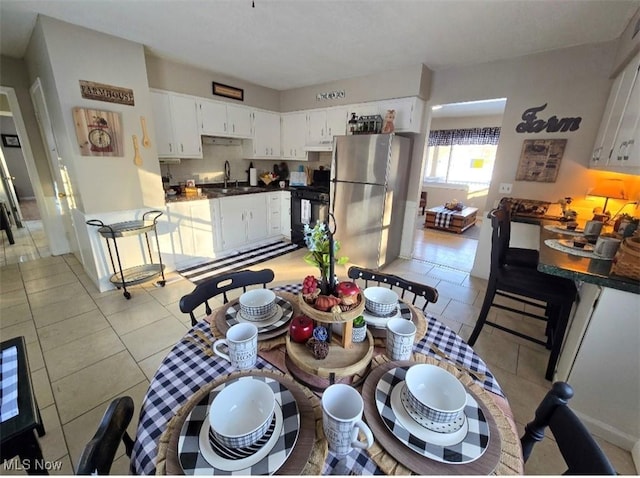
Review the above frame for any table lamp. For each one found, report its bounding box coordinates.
[588,179,627,216]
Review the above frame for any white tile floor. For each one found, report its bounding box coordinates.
[0,219,636,474]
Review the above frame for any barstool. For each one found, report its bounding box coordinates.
[468,208,577,380]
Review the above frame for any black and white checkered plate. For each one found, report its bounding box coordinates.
[178,375,300,475]
[363,301,412,328]
[375,366,489,464]
[225,296,294,334]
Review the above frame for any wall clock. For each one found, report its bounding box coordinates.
[73,107,123,157]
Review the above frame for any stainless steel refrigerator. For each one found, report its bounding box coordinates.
[330,134,412,270]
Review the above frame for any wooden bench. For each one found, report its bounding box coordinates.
[425,206,478,234]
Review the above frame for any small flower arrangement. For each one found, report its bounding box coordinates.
[303,222,348,292]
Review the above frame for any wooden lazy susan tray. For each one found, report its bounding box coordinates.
[285,330,374,381]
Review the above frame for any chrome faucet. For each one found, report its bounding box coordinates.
[224,160,231,188]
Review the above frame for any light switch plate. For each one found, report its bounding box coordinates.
[499,183,513,194]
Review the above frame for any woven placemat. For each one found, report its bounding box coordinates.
[364,354,523,475]
[155,368,327,475]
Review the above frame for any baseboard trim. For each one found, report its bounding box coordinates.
[573,409,638,452]
[632,440,640,474]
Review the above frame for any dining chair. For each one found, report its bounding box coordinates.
[180,268,276,326]
[75,396,134,475]
[521,381,616,474]
[496,200,540,268]
[347,266,438,312]
[467,208,577,380]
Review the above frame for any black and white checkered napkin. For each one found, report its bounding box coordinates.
[178,375,299,475]
[225,296,294,334]
[1,345,19,422]
[375,366,489,464]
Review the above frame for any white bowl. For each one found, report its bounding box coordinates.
[364,287,398,316]
[209,379,276,448]
[405,364,467,423]
[239,289,276,320]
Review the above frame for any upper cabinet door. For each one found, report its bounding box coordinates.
[199,100,228,136]
[306,110,327,145]
[610,58,640,169]
[150,91,175,157]
[325,107,348,139]
[281,112,307,159]
[226,104,253,138]
[253,110,281,157]
[170,95,202,157]
[378,97,424,133]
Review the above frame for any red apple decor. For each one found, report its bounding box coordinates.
[335,281,360,305]
[289,315,314,343]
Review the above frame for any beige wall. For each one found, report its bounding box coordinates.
[145,55,280,111]
[280,63,431,112]
[26,16,165,215]
[0,55,54,196]
[612,7,640,77]
[428,41,640,220]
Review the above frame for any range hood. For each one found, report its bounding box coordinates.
[202,136,242,146]
[159,158,181,164]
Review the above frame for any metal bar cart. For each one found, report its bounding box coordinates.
[87,210,166,299]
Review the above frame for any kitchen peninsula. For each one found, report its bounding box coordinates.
[526,219,639,454]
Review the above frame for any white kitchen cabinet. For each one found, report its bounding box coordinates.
[378,97,425,133]
[280,191,291,239]
[267,192,281,237]
[150,90,202,158]
[219,194,269,249]
[244,110,281,159]
[199,100,252,138]
[281,112,307,160]
[590,51,640,172]
[609,58,640,170]
[165,199,214,265]
[306,108,348,150]
[556,283,640,449]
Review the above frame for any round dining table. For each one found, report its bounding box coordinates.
[131,283,523,475]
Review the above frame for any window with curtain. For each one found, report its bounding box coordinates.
[424,127,501,190]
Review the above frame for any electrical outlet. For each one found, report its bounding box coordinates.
[499,183,513,194]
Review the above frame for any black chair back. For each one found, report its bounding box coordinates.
[180,269,275,326]
[521,382,616,475]
[347,266,438,311]
[76,396,134,475]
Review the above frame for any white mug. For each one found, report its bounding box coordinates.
[322,384,374,456]
[594,235,621,259]
[583,220,604,237]
[213,323,258,370]
[386,318,416,361]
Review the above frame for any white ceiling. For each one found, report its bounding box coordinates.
[1,0,638,92]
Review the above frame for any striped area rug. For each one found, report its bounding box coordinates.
[177,240,301,285]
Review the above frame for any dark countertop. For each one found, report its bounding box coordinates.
[165,183,292,203]
[518,217,640,295]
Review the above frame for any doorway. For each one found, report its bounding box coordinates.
[0,89,49,264]
[412,98,506,271]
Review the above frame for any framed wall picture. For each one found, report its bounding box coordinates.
[212,82,244,101]
[515,139,567,183]
[1,134,21,148]
[72,107,124,157]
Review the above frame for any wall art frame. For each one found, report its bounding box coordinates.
[72,107,124,157]
[515,139,567,183]
[212,82,244,101]
[1,134,20,148]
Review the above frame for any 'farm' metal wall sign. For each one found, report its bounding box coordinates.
[516,103,581,133]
